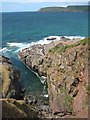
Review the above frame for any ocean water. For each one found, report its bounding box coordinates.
[1,11,88,92]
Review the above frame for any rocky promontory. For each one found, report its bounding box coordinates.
[19,37,89,118]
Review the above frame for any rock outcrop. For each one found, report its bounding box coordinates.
[19,38,89,118]
[0,56,23,99]
[1,98,38,118]
[0,56,39,119]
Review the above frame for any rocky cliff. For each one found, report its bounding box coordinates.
[19,37,89,118]
[0,56,38,119]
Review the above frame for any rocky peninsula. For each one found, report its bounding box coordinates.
[19,37,89,118]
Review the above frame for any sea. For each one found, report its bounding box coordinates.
[1,11,88,93]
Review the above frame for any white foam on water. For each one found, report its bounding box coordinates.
[0,47,10,53]
[44,94,49,98]
[6,36,85,53]
[7,42,32,52]
[6,37,53,52]
[63,36,85,40]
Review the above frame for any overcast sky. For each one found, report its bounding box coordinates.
[1,0,89,12]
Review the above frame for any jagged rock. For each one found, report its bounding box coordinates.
[19,38,88,117]
[0,56,23,99]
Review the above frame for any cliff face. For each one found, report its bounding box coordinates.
[46,42,88,116]
[19,38,89,117]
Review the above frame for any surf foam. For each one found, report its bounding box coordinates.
[0,47,10,53]
[6,36,85,53]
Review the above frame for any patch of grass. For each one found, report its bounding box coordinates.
[79,38,89,45]
[49,38,89,53]
[59,86,73,113]
[49,43,79,53]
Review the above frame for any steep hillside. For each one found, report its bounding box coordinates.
[19,38,89,118]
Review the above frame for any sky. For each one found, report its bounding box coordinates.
[1,0,89,12]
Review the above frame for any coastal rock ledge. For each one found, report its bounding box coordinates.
[19,37,89,118]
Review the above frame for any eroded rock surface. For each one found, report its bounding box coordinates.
[19,38,89,118]
[0,56,39,119]
[0,56,23,99]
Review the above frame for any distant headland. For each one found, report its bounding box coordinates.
[38,5,89,12]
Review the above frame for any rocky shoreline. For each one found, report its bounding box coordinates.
[18,37,89,118]
[0,37,89,118]
[0,55,50,118]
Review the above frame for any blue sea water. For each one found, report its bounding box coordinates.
[1,11,88,92]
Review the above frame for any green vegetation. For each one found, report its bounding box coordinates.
[79,38,89,45]
[49,38,89,53]
[39,5,89,12]
[59,86,73,113]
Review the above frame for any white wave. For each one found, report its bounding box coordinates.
[7,42,32,52]
[44,94,48,98]
[63,36,85,40]
[6,36,61,52]
[6,38,53,52]
[7,42,24,47]
[0,47,10,53]
[6,36,85,53]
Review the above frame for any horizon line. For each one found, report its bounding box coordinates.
[1,4,89,13]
